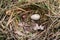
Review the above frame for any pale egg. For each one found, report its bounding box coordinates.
[31,14,40,20]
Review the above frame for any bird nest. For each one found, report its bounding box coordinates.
[0,0,60,40]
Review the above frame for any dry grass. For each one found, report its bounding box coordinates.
[0,0,60,40]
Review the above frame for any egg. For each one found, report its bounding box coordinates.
[31,14,40,20]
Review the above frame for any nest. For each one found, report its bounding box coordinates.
[0,0,60,40]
